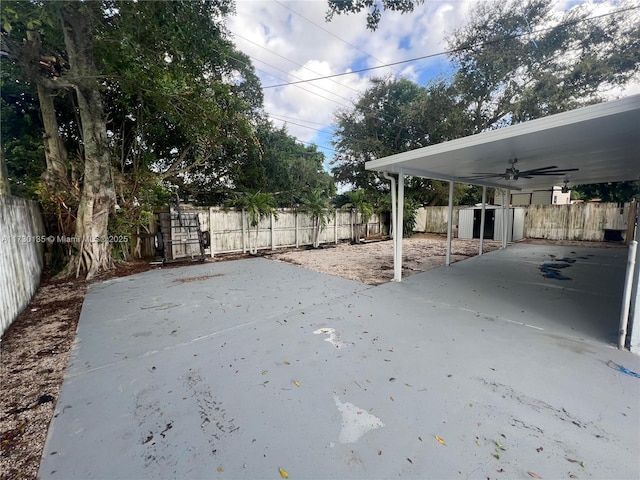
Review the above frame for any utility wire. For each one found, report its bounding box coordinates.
[274,0,402,77]
[229,29,363,96]
[263,4,640,89]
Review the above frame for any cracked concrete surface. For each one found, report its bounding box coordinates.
[39,245,640,479]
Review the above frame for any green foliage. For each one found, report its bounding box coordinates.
[228,122,336,207]
[402,200,417,237]
[0,66,45,198]
[572,182,639,203]
[448,0,640,129]
[331,78,471,205]
[330,0,640,206]
[326,0,425,30]
[225,191,279,228]
[300,189,334,248]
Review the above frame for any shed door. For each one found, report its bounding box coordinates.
[458,209,474,239]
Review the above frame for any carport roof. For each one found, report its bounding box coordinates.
[365,94,640,191]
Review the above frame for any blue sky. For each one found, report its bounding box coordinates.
[225,0,639,171]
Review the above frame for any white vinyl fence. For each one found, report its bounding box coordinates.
[1,196,45,336]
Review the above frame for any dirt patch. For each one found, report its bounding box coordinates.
[270,233,502,285]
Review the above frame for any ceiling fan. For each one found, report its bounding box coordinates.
[470,158,579,181]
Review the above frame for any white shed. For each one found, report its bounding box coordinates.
[458,206,525,242]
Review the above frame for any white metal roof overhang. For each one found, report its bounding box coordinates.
[365,94,640,191]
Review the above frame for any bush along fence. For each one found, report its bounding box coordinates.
[137,207,389,258]
[1,195,45,336]
[415,202,636,242]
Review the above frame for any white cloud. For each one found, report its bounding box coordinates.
[227,0,640,158]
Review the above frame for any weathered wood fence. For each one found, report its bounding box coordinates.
[415,203,636,242]
[1,196,45,336]
[137,208,388,258]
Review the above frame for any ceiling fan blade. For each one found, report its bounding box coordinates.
[527,169,580,176]
[518,166,559,175]
[468,174,503,179]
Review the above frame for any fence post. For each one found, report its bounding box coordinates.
[270,213,275,251]
[295,211,299,248]
[209,207,215,258]
[241,208,246,254]
[334,211,338,244]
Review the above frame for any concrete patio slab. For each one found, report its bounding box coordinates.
[39,247,640,479]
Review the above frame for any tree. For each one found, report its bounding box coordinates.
[338,189,374,243]
[225,191,279,254]
[1,0,263,277]
[572,182,639,203]
[228,122,335,208]
[331,77,472,205]
[448,0,640,131]
[330,0,640,207]
[300,189,334,248]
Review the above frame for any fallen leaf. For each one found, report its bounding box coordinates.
[495,441,506,450]
[492,453,500,459]
[435,436,446,445]
[580,461,586,468]
[262,370,268,375]
[405,383,413,387]
[476,441,481,447]
[390,396,394,401]
[566,458,579,464]
[536,447,543,453]
[418,436,423,442]
[294,380,300,387]
[527,472,542,479]
[389,377,396,382]
[569,475,578,479]
[378,450,382,455]
[497,468,505,473]
[217,467,224,472]
[284,361,290,365]
[279,467,289,478]
[407,458,413,464]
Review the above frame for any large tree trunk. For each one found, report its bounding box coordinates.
[35,83,71,192]
[25,30,71,195]
[59,2,115,279]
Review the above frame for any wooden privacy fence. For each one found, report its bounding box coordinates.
[137,208,388,258]
[416,202,636,242]
[0,196,45,335]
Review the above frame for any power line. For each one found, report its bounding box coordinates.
[268,114,335,134]
[263,4,640,89]
[274,0,401,76]
[229,29,363,96]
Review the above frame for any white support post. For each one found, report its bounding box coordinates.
[295,211,299,248]
[619,240,638,349]
[630,206,640,353]
[334,210,338,244]
[446,180,454,266]
[479,186,487,256]
[501,190,508,249]
[395,170,405,282]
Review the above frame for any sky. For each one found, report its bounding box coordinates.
[225,0,640,170]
